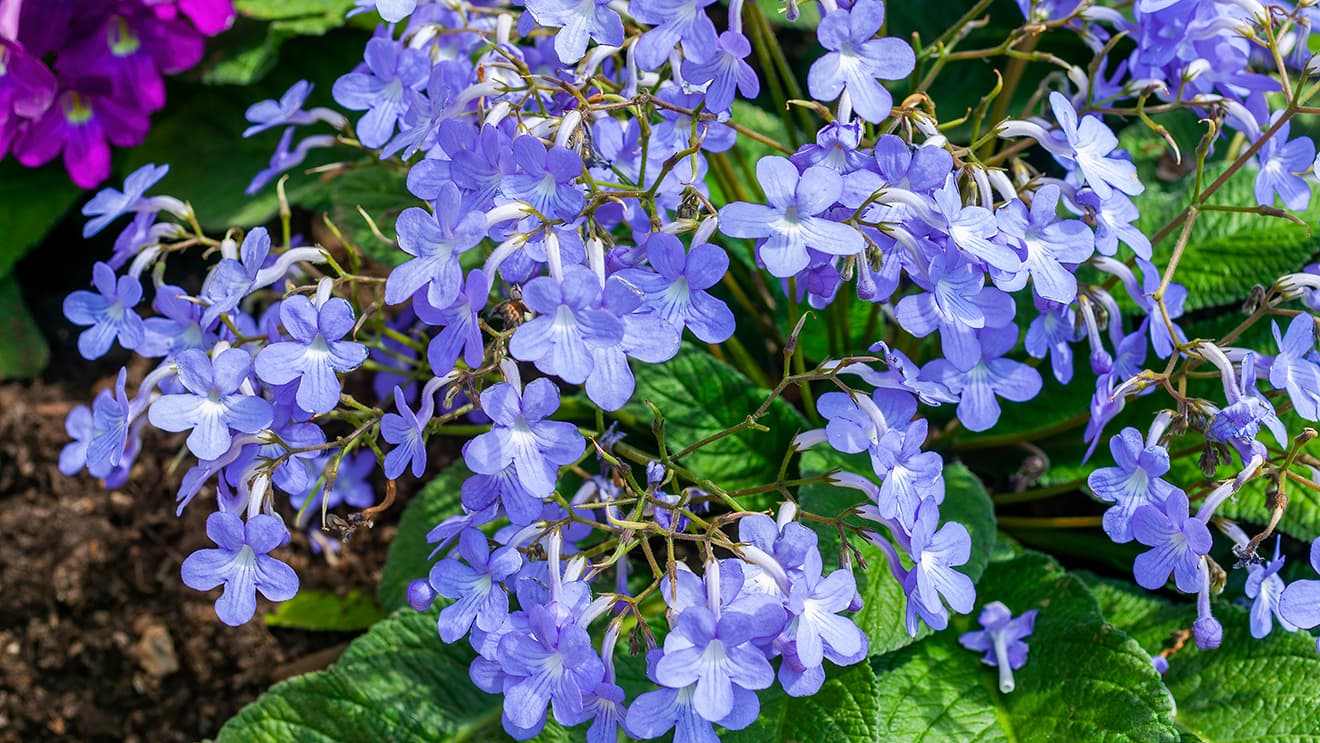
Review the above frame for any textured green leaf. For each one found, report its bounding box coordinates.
[378,462,469,611]
[319,165,411,267]
[218,606,568,742]
[798,449,996,656]
[1134,164,1320,313]
[0,274,50,380]
[629,346,809,492]
[1084,574,1320,741]
[0,160,82,278]
[263,588,387,631]
[872,553,1179,742]
[723,662,879,742]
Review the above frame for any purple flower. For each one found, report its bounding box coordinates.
[1131,491,1211,593]
[462,378,585,497]
[807,0,915,122]
[386,184,487,306]
[1025,301,1078,384]
[381,60,467,160]
[718,156,863,277]
[782,561,867,689]
[463,465,544,526]
[429,529,521,642]
[930,176,1020,273]
[243,80,343,138]
[1073,189,1151,259]
[181,512,299,626]
[681,32,758,114]
[919,325,1043,432]
[414,268,489,376]
[895,250,1016,368]
[141,284,213,359]
[625,649,759,741]
[1003,92,1142,200]
[1279,538,1320,630]
[148,348,273,460]
[994,184,1095,303]
[245,126,336,195]
[581,275,681,411]
[1245,539,1296,639]
[904,498,975,634]
[0,40,56,159]
[653,606,775,722]
[1268,314,1320,421]
[382,385,433,479]
[81,163,171,238]
[13,87,149,188]
[524,0,624,64]
[958,601,1037,693]
[254,295,369,416]
[86,367,134,472]
[56,9,204,113]
[629,0,717,70]
[1207,351,1286,463]
[617,233,734,343]
[1255,116,1314,211]
[1088,427,1182,543]
[496,603,605,733]
[499,135,585,221]
[510,266,624,385]
[63,261,146,359]
[358,0,417,22]
[332,37,429,148]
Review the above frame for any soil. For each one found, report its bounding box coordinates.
[0,224,419,742]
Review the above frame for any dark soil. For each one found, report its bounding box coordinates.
[0,225,415,743]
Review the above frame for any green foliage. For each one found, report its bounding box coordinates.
[217,606,569,742]
[0,159,77,378]
[0,159,83,279]
[1085,574,1320,740]
[311,165,410,267]
[0,274,50,380]
[872,553,1179,742]
[264,589,388,631]
[378,462,469,611]
[203,0,362,85]
[628,345,809,492]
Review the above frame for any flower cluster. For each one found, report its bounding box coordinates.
[58,0,1320,734]
[0,0,235,186]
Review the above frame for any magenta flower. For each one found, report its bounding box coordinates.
[14,87,148,187]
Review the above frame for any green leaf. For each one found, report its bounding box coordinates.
[317,165,411,267]
[218,606,568,742]
[797,450,996,656]
[871,552,1179,742]
[0,274,50,380]
[628,345,809,492]
[263,588,388,631]
[1134,164,1320,313]
[1084,574,1320,741]
[378,462,470,612]
[235,0,358,30]
[0,160,83,279]
[722,662,879,742]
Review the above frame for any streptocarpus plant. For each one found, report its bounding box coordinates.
[59,0,1320,739]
